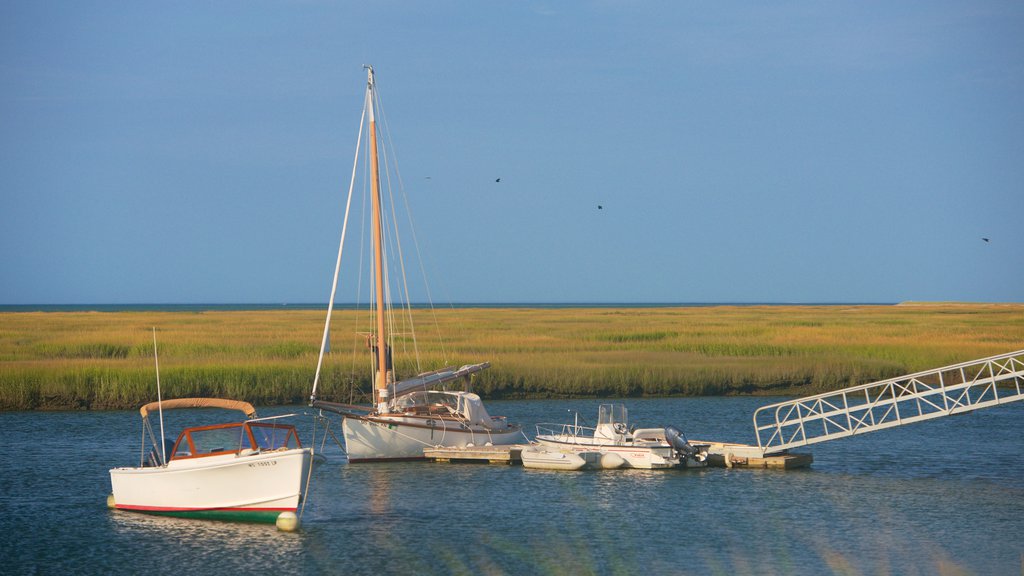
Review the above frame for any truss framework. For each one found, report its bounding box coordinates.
[753,350,1024,454]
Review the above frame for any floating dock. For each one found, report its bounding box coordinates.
[694,440,813,470]
[423,442,811,470]
[423,444,526,464]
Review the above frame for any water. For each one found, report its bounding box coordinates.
[1,397,1021,575]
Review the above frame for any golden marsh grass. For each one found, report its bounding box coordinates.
[1,304,1022,409]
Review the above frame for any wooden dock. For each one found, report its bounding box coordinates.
[423,441,812,470]
[423,444,526,464]
[695,440,813,470]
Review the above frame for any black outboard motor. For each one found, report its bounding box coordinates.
[664,425,705,461]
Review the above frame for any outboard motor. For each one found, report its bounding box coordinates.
[664,425,704,461]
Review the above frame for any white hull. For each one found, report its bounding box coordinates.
[535,436,701,469]
[521,446,595,470]
[343,415,522,461]
[109,448,311,519]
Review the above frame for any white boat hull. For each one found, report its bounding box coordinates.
[535,436,701,469]
[521,446,596,470]
[109,448,311,522]
[343,415,522,462]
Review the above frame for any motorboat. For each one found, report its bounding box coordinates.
[109,397,312,525]
[534,404,708,469]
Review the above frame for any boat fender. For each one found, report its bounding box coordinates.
[600,452,625,469]
[276,512,300,532]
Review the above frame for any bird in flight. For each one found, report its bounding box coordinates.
[982,238,990,243]
[598,205,603,210]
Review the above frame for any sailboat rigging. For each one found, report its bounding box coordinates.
[310,66,522,461]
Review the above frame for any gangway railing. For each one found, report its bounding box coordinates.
[753,349,1024,454]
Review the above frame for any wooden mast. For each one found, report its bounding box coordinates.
[366,66,390,412]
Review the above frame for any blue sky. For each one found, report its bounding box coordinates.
[2,1,1022,304]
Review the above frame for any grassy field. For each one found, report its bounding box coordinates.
[1,304,1022,410]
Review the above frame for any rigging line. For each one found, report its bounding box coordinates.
[139,417,148,467]
[153,328,166,466]
[372,89,402,402]
[298,413,318,520]
[390,156,450,366]
[348,132,374,402]
[375,142,413,378]
[383,160,421,374]
[144,416,160,467]
[376,87,448,367]
[376,95,425,373]
[311,90,367,401]
[379,101,451,366]
[349,121,371,404]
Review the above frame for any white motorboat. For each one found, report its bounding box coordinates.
[309,66,522,461]
[109,397,312,525]
[534,404,709,470]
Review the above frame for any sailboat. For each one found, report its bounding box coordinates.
[310,66,522,461]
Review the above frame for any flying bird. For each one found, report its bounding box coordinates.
[598,205,603,210]
[495,178,501,183]
[982,238,990,243]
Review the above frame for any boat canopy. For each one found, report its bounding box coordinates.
[392,389,504,430]
[457,392,502,430]
[139,398,257,420]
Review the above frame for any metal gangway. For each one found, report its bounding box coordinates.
[753,349,1024,455]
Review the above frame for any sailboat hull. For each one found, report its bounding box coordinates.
[343,415,522,462]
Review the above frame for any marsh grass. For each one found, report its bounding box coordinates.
[1,304,1022,409]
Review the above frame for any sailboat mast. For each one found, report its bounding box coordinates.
[366,66,390,411]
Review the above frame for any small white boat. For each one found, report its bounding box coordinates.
[534,404,709,470]
[521,445,599,470]
[109,398,312,525]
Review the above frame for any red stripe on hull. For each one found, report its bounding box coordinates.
[116,504,295,513]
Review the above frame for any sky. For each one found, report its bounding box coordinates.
[2,1,1022,305]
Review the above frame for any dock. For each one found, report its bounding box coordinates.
[423,442,812,470]
[423,444,526,464]
[694,440,813,470]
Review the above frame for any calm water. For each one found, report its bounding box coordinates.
[1,397,1020,575]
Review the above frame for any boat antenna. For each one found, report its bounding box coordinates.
[153,327,167,465]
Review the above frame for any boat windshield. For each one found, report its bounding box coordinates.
[248,422,301,450]
[170,422,301,459]
[394,390,460,411]
[172,423,250,458]
[598,404,627,427]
